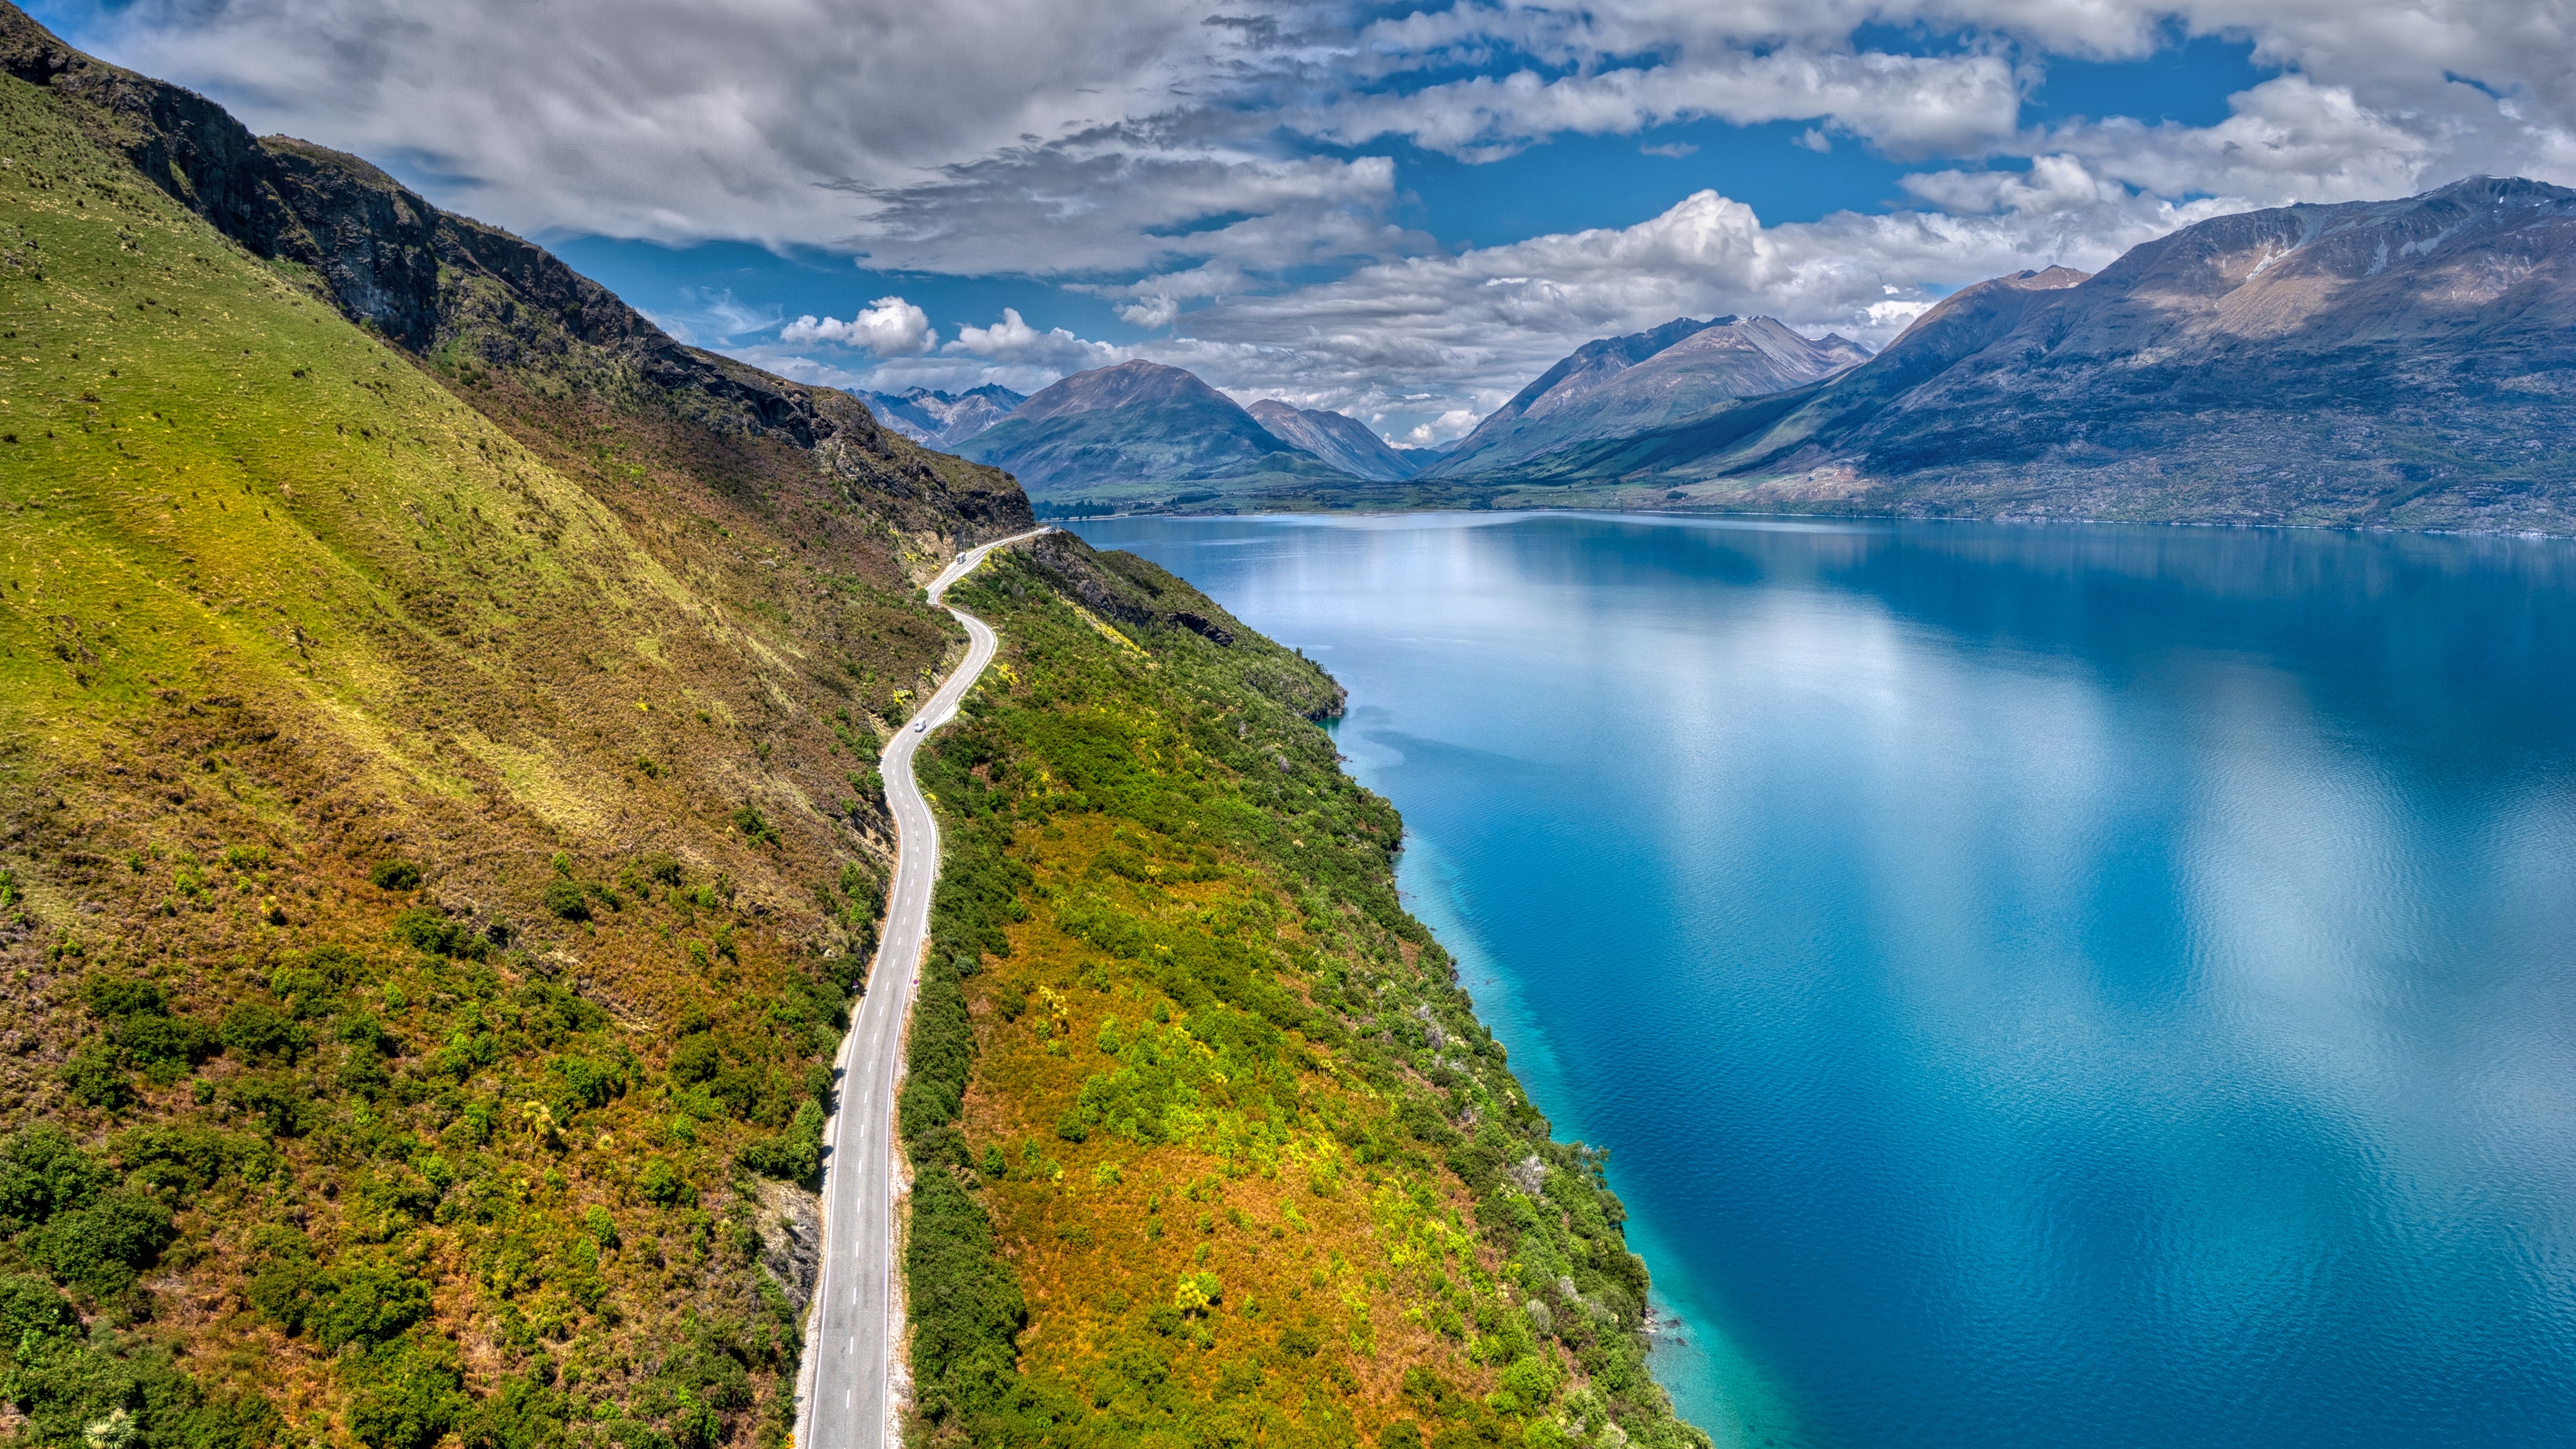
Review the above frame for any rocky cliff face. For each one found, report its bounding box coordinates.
[0,3,1028,541]
[1482,178,2576,533]
[1431,315,1868,475]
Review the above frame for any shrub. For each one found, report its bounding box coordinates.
[0,1271,79,1344]
[369,861,422,891]
[730,805,778,848]
[223,1074,312,1138]
[390,908,482,959]
[669,1037,720,1085]
[344,1335,466,1449]
[1,1126,108,1232]
[541,880,590,922]
[739,1100,824,1187]
[25,1188,174,1295]
[58,1038,133,1112]
[547,1055,627,1116]
[639,1157,692,1208]
[312,1257,433,1350]
[82,976,168,1020]
[246,1239,322,1336]
[219,1002,307,1063]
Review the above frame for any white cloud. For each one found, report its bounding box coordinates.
[945,307,1126,370]
[1404,411,1482,446]
[1295,48,2026,162]
[778,295,936,355]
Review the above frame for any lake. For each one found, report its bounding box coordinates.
[1068,512,2576,1449]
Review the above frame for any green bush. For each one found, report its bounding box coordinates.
[730,805,779,848]
[343,1335,466,1449]
[311,1256,434,1350]
[370,861,422,891]
[112,1124,273,1199]
[24,1189,174,1296]
[638,1158,691,1208]
[223,1075,311,1138]
[668,1036,720,1087]
[1,1126,109,1231]
[56,1038,135,1112]
[218,1002,307,1063]
[0,1271,79,1345]
[389,908,484,959]
[541,881,590,922]
[737,1100,824,1187]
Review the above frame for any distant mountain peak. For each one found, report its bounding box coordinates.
[1246,400,1419,481]
[1430,314,1868,475]
[858,382,1026,449]
[961,360,1361,503]
[1010,358,1229,423]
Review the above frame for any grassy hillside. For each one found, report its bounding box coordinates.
[0,19,1022,1449]
[897,537,1708,1449]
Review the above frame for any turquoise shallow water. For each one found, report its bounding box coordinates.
[1070,512,2576,1449]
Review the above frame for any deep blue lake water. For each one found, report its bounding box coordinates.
[1069,512,2576,1449]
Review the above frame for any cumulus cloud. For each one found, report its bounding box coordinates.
[778,296,935,355]
[946,308,1126,370]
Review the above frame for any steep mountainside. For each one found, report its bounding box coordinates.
[1477,178,2576,531]
[899,535,1707,1449]
[1244,401,1417,481]
[0,11,1024,1449]
[959,362,1357,512]
[1430,316,1866,476]
[855,386,1023,449]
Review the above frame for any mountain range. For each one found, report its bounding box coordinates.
[897,178,2576,533]
[1470,176,2576,530]
[854,383,1024,448]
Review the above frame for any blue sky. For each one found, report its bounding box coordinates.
[27,1,2559,442]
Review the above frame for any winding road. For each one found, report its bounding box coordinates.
[794,525,1049,1449]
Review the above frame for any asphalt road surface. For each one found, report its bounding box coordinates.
[795,526,1049,1449]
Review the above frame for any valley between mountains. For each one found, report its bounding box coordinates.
[0,9,1707,1449]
